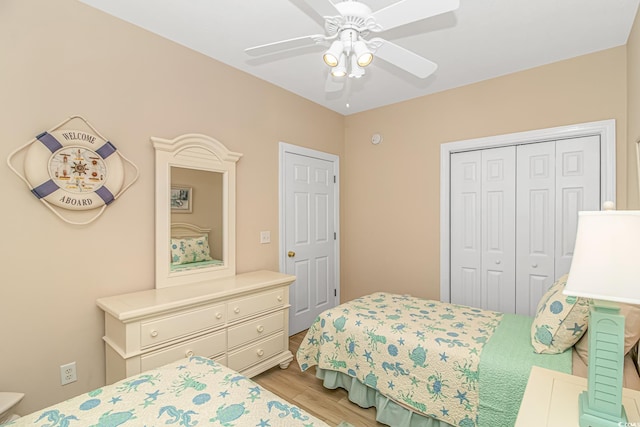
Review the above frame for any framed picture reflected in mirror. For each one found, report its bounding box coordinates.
[171,186,192,213]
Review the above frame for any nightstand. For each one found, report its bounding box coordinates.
[515,366,640,426]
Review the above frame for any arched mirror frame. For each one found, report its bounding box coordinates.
[152,133,242,289]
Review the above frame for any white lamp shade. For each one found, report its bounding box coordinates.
[353,40,373,67]
[323,40,343,67]
[331,53,347,77]
[349,54,365,78]
[564,210,640,304]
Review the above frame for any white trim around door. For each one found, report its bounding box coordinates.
[439,119,616,303]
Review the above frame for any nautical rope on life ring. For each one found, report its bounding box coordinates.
[23,129,124,211]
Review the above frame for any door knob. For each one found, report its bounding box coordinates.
[288,251,295,258]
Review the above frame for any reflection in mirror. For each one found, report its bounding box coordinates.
[170,167,223,268]
[152,133,242,289]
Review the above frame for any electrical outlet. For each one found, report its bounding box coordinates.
[260,231,271,244]
[60,362,77,385]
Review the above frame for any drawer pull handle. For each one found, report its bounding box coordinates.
[277,296,283,302]
[257,325,265,333]
[257,349,264,357]
[216,313,223,319]
[150,330,158,338]
[234,307,240,314]
[185,350,194,358]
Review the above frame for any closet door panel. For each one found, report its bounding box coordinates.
[450,151,482,308]
[555,136,601,277]
[481,147,516,313]
[449,134,603,316]
[516,142,556,316]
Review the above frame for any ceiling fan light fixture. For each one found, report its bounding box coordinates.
[331,53,347,77]
[349,54,365,78]
[353,40,373,67]
[323,40,343,67]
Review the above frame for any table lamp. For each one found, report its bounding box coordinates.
[563,203,640,426]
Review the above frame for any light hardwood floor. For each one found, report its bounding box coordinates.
[252,330,385,427]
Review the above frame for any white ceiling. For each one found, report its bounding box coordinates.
[79,0,639,115]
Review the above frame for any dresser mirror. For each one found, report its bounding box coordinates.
[152,134,242,288]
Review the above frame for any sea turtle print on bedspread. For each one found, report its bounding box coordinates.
[4,356,328,427]
[296,292,503,426]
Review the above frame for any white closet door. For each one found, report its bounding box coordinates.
[450,148,516,312]
[449,134,604,316]
[481,147,516,313]
[516,142,556,316]
[515,137,601,316]
[555,136,601,278]
[450,150,482,308]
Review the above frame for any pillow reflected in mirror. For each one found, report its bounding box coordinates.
[171,235,213,265]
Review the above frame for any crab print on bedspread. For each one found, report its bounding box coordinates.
[7,356,328,427]
[296,292,503,426]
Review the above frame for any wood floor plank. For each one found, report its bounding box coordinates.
[252,330,385,427]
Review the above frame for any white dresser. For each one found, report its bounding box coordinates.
[97,270,296,384]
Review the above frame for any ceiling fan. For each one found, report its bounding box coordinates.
[245,0,460,84]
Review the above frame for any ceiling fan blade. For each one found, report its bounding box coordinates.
[371,0,460,31]
[245,34,326,56]
[371,38,437,78]
[303,0,342,18]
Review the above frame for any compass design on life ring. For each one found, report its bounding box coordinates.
[49,146,108,194]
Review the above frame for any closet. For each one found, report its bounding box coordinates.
[449,135,601,316]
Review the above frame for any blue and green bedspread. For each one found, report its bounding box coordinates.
[4,356,329,427]
[297,292,571,427]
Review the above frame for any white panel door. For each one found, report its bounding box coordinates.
[516,142,556,316]
[451,138,600,316]
[284,152,336,335]
[450,150,482,308]
[515,137,600,316]
[450,147,516,312]
[555,136,601,278]
[481,147,516,313]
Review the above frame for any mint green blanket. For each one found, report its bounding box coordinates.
[479,313,572,426]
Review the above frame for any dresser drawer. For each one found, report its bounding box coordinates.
[227,311,284,349]
[140,330,225,372]
[140,304,225,348]
[228,288,284,322]
[228,332,285,372]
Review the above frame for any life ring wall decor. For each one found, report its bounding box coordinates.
[8,116,139,225]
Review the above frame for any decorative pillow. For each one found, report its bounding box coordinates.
[170,235,213,265]
[531,274,590,354]
[574,302,640,365]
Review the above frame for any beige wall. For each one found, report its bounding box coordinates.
[628,6,640,209]
[0,0,343,414]
[342,46,628,303]
[2,0,638,416]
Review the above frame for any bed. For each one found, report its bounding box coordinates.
[3,355,329,427]
[170,223,223,272]
[297,288,640,427]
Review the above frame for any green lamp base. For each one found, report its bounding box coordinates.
[578,301,629,427]
[578,390,627,427]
